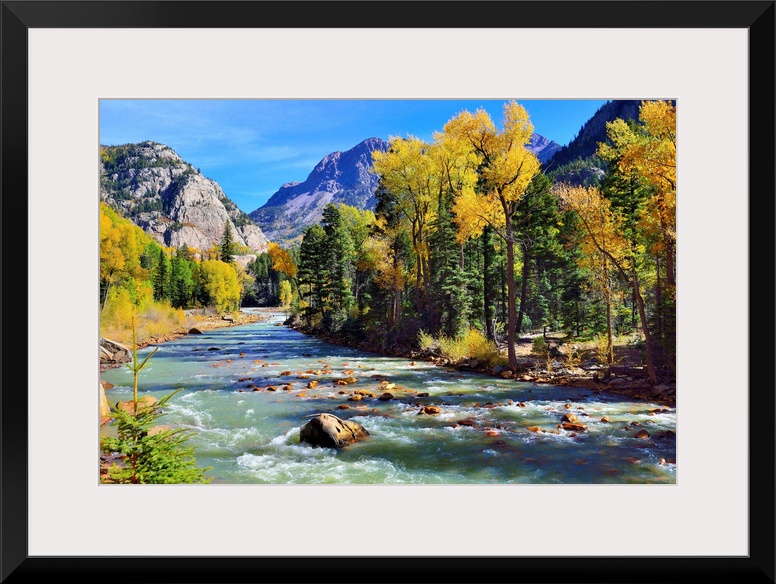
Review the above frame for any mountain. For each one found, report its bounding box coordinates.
[546,100,646,170]
[249,137,389,245]
[543,100,654,187]
[251,132,560,246]
[526,134,562,164]
[100,141,269,257]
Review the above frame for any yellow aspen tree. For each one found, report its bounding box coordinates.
[361,217,409,329]
[200,260,241,313]
[268,241,298,280]
[442,101,541,372]
[371,136,438,316]
[278,280,293,307]
[598,100,676,288]
[555,183,659,385]
[100,203,149,310]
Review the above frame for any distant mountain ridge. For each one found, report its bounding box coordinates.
[249,137,389,245]
[545,99,675,187]
[527,133,562,163]
[100,141,269,257]
[251,132,561,246]
[546,100,644,170]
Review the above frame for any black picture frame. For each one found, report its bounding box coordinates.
[2,1,774,583]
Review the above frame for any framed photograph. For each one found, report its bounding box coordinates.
[4,1,773,582]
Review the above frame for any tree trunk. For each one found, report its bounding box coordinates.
[483,226,494,340]
[515,246,530,337]
[666,241,675,288]
[656,255,663,339]
[505,215,517,371]
[423,254,432,325]
[101,280,111,312]
[632,276,657,385]
[604,258,613,367]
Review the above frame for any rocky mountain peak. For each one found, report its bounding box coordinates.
[249,137,390,245]
[526,133,562,164]
[100,141,269,255]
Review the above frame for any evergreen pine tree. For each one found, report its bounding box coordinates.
[429,192,469,337]
[153,247,169,301]
[220,221,236,264]
[100,316,211,484]
[321,204,355,314]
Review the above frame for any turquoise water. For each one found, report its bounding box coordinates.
[100,310,677,484]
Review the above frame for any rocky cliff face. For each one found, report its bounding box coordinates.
[100,141,269,254]
[249,137,389,245]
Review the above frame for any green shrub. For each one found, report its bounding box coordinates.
[417,329,435,351]
[434,328,505,366]
[531,336,548,357]
[101,389,212,484]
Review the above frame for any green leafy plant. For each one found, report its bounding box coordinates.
[561,344,583,371]
[531,336,554,374]
[100,315,212,484]
[417,329,435,351]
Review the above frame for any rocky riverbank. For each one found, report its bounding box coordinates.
[136,309,274,349]
[100,309,276,372]
[287,319,676,406]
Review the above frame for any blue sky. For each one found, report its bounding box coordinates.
[100,99,609,214]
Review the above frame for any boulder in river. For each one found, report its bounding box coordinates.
[100,337,132,365]
[116,395,158,415]
[299,413,369,448]
[99,382,111,418]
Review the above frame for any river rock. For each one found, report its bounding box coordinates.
[378,392,394,401]
[561,413,578,423]
[560,422,587,432]
[99,382,111,418]
[299,413,369,448]
[418,406,441,415]
[652,430,676,441]
[116,395,158,415]
[100,338,132,364]
[634,429,651,440]
[187,328,204,335]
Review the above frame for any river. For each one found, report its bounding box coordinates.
[100,309,677,484]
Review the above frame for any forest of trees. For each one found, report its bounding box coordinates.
[100,204,247,341]
[283,100,676,384]
[100,100,676,385]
